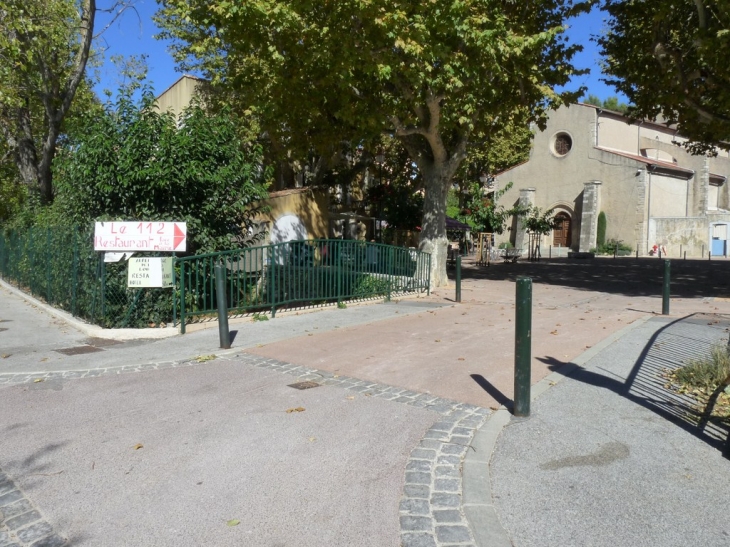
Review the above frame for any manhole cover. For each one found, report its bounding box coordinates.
[55,345,104,356]
[288,381,321,390]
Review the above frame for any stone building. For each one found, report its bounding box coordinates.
[495,103,730,257]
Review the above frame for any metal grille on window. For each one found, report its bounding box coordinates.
[555,134,572,155]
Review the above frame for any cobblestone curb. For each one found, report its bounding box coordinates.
[0,352,491,547]
[0,468,66,547]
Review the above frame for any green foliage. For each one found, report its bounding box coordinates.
[599,1,730,152]
[252,313,269,322]
[353,274,391,299]
[523,207,559,235]
[465,181,523,234]
[50,87,270,253]
[592,238,632,255]
[337,301,347,309]
[597,211,607,247]
[0,0,96,202]
[584,94,629,114]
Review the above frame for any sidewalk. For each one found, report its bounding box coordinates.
[487,313,730,547]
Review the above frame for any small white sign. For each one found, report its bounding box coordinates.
[104,252,134,263]
[95,221,187,252]
[127,257,173,288]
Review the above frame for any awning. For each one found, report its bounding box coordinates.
[445,216,471,231]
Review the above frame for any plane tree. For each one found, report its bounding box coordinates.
[156,0,588,285]
[599,0,730,152]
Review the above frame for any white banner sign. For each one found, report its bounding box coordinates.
[127,257,173,288]
[94,221,187,252]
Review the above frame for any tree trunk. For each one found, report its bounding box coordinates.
[419,163,456,288]
[14,105,42,193]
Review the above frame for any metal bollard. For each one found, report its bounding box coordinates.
[514,277,532,417]
[455,255,462,303]
[662,259,670,315]
[214,261,231,349]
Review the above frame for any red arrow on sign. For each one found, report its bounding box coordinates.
[174,223,186,251]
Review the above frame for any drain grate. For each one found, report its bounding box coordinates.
[287,381,321,390]
[55,345,104,356]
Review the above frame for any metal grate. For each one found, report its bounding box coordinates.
[287,381,321,390]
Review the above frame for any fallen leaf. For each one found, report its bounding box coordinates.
[550,330,558,335]
[227,519,240,527]
[285,407,306,413]
[33,378,44,383]
[308,437,316,442]
[434,339,441,342]
[457,357,465,361]
[133,443,144,450]
[39,357,48,362]
[346,396,355,400]
[308,333,313,336]
[195,354,217,362]
[1,354,10,359]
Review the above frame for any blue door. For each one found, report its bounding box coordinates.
[712,238,726,256]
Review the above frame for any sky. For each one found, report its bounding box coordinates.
[93,2,627,103]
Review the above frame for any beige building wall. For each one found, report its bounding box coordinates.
[649,175,689,217]
[155,75,203,119]
[255,187,330,243]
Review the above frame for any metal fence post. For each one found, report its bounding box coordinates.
[455,255,462,303]
[215,261,231,349]
[100,254,106,325]
[662,259,671,315]
[271,246,277,318]
[180,261,187,334]
[514,277,532,417]
[72,231,79,316]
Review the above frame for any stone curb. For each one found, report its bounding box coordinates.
[0,467,67,547]
[461,315,653,547]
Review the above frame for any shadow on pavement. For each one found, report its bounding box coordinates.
[541,313,730,457]
[457,257,730,299]
[470,374,512,410]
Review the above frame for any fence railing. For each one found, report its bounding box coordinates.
[0,231,430,332]
[175,239,431,333]
[0,226,177,328]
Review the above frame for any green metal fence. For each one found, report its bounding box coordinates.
[176,239,431,333]
[0,232,431,331]
[0,227,174,329]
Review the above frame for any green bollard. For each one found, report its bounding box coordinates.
[662,259,670,315]
[514,277,532,417]
[215,261,231,349]
[455,255,462,303]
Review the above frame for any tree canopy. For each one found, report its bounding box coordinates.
[157,0,589,284]
[51,88,270,253]
[599,0,730,151]
[583,94,629,114]
[0,0,97,203]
